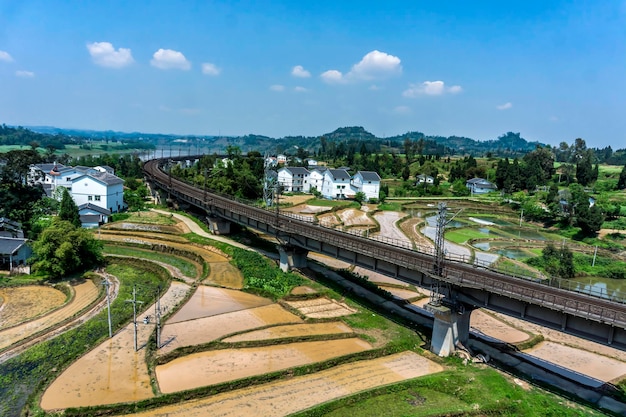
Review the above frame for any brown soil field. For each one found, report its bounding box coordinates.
[115,351,442,417]
[156,338,373,393]
[222,322,353,342]
[40,281,191,410]
[285,297,357,318]
[380,285,425,301]
[0,280,99,352]
[202,261,244,288]
[166,286,272,323]
[290,285,318,295]
[372,211,411,245]
[159,304,303,355]
[0,285,66,329]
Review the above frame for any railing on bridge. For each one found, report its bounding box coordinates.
[149,159,626,305]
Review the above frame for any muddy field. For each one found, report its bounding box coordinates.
[157,338,372,393]
[40,282,191,410]
[0,286,66,329]
[0,281,99,352]
[115,352,442,417]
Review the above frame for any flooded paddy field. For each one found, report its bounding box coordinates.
[223,322,353,342]
[156,338,372,393]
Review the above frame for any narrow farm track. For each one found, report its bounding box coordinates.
[0,276,115,364]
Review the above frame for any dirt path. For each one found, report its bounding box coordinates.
[116,351,442,417]
[40,281,191,410]
[372,211,411,247]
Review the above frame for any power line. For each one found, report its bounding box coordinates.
[102,274,112,338]
[125,286,143,351]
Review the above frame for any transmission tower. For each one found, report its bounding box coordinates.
[430,202,462,305]
[263,152,275,207]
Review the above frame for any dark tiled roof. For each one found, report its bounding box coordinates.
[328,169,350,180]
[283,167,310,175]
[356,171,380,181]
[80,215,102,224]
[0,238,28,255]
[78,203,112,215]
[74,172,124,186]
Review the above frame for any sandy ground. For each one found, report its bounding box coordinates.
[0,280,99,352]
[223,322,353,342]
[156,338,372,393]
[117,351,442,417]
[0,286,66,329]
[40,281,191,410]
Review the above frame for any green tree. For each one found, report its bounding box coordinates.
[58,188,81,228]
[577,204,604,236]
[618,164,626,190]
[30,219,104,278]
[354,191,366,204]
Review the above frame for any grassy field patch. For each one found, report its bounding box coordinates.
[104,245,198,279]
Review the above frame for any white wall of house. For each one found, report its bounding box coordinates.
[309,169,325,192]
[277,168,310,192]
[351,172,380,201]
[71,176,125,213]
[321,170,351,199]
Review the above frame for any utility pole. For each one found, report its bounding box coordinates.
[102,275,112,338]
[203,168,208,202]
[592,245,598,267]
[155,286,161,349]
[126,286,143,351]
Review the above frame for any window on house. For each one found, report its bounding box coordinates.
[88,196,93,201]
[95,195,101,201]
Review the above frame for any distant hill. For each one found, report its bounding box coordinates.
[7,123,547,157]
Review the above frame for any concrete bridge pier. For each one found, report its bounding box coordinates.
[426,302,472,357]
[207,216,232,235]
[277,245,309,272]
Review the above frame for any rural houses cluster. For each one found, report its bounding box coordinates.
[276,166,381,201]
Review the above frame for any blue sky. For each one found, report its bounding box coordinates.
[0,1,624,147]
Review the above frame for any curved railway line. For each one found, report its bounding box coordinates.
[144,158,626,343]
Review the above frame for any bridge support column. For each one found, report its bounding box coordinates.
[207,216,231,235]
[426,303,471,357]
[277,245,308,272]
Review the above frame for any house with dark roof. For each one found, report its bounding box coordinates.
[0,237,31,272]
[277,167,310,192]
[78,203,112,228]
[466,178,497,194]
[351,171,381,201]
[321,169,352,199]
[0,218,24,238]
[71,172,126,213]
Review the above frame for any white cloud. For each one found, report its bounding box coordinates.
[403,80,462,97]
[0,50,13,62]
[348,50,402,80]
[294,86,308,93]
[270,84,285,92]
[321,50,401,85]
[15,70,34,78]
[291,65,311,78]
[86,42,134,68]
[201,62,220,76]
[496,102,513,110]
[151,48,191,70]
[320,69,344,84]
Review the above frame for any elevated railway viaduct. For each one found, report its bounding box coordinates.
[144,157,626,353]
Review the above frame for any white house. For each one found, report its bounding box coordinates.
[351,171,381,201]
[277,167,310,192]
[71,172,125,213]
[276,154,288,165]
[321,169,352,199]
[466,178,497,194]
[308,168,327,193]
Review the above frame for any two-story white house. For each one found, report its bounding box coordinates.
[351,171,381,201]
[277,167,310,192]
[321,169,352,199]
[71,172,126,213]
[308,168,327,193]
